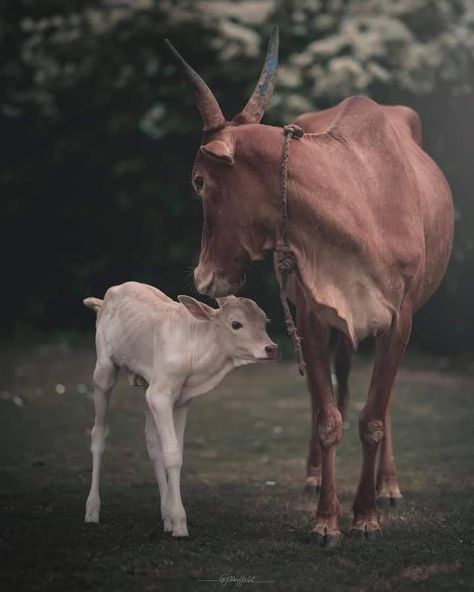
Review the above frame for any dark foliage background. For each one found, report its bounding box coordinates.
[1,0,473,354]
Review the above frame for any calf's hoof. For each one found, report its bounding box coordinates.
[304,475,321,498]
[84,498,100,523]
[163,519,173,533]
[172,521,189,539]
[84,512,100,524]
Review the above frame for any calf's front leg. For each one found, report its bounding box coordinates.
[146,387,188,538]
[144,407,171,531]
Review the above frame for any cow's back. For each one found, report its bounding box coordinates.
[294,101,422,146]
[286,97,453,342]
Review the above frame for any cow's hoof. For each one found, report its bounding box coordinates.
[377,494,403,509]
[310,529,342,548]
[350,522,382,541]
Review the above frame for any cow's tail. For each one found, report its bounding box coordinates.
[83,297,103,314]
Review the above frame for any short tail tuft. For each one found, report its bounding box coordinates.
[83,297,103,314]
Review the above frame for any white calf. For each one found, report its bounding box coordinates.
[83,281,278,537]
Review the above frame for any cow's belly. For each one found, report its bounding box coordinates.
[412,155,455,309]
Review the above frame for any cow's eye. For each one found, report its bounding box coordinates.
[193,176,204,193]
[231,321,243,330]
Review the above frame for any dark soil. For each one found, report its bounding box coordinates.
[1,341,473,591]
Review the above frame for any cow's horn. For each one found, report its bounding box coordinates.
[234,26,279,125]
[165,40,226,131]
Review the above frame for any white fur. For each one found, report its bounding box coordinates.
[84,282,276,537]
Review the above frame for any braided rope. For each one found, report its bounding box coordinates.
[277,124,306,376]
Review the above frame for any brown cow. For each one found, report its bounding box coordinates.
[166,28,454,547]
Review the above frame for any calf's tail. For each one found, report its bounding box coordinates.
[83,297,103,314]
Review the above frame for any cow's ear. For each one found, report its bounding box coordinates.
[178,295,216,321]
[200,140,234,165]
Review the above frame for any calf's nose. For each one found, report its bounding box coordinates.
[265,344,280,359]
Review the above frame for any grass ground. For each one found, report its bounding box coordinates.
[1,341,473,592]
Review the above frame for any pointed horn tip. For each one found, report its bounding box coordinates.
[164,39,180,59]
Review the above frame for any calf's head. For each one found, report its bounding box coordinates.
[166,28,281,297]
[178,295,279,364]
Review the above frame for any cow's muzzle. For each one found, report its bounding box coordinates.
[194,267,244,297]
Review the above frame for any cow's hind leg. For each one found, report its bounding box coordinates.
[352,306,412,540]
[376,402,403,507]
[304,402,322,497]
[297,291,343,547]
[335,333,352,420]
[85,360,118,523]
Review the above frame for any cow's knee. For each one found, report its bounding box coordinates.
[359,409,384,447]
[317,406,343,449]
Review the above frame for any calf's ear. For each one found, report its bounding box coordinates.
[215,296,237,308]
[178,295,216,321]
[200,140,234,165]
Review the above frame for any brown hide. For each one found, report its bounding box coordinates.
[194,96,454,348]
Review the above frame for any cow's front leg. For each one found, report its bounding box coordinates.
[297,292,343,547]
[146,387,188,538]
[352,306,412,540]
[376,402,403,507]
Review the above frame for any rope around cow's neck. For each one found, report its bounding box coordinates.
[277,124,306,376]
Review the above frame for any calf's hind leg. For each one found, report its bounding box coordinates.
[85,360,118,523]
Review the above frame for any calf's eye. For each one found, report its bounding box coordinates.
[232,321,243,330]
[193,176,204,193]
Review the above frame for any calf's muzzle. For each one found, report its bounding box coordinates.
[264,343,280,360]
